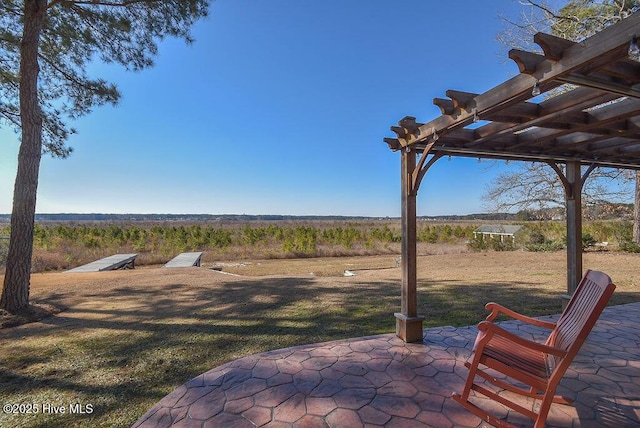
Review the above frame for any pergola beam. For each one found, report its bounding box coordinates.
[558,73,640,98]
[424,146,640,170]
[397,13,640,148]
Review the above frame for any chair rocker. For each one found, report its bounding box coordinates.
[452,269,616,428]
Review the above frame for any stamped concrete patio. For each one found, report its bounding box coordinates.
[133,302,640,427]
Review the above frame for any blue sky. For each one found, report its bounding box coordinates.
[0,0,558,217]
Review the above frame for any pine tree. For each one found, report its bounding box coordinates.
[0,0,210,314]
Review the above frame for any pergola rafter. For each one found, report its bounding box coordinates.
[384,13,640,342]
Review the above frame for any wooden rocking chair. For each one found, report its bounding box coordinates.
[452,269,616,428]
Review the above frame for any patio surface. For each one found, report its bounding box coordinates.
[133,302,640,427]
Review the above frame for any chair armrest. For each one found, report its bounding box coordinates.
[485,302,557,329]
[477,321,567,358]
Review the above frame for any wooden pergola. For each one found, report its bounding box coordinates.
[384,13,640,342]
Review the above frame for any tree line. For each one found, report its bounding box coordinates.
[2,220,638,273]
[0,222,478,272]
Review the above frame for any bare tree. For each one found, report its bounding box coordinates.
[487,0,640,242]
[484,163,634,219]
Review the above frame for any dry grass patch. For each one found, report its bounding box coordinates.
[212,254,400,277]
[0,251,638,427]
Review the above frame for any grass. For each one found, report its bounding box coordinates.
[1,250,639,427]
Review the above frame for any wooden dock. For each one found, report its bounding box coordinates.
[66,254,137,273]
[164,252,203,268]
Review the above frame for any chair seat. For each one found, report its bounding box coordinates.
[482,334,549,381]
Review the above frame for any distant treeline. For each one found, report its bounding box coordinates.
[0,213,381,222]
[0,202,634,223]
[0,212,527,223]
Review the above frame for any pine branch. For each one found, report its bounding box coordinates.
[0,105,21,128]
[48,0,165,8]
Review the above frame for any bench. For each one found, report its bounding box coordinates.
[164,252,203,268]
[66,253,137,273]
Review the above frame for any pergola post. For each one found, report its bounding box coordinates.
[395,148,424,342]
[564,161,583,303]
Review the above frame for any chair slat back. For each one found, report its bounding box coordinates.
[545,270,615,372]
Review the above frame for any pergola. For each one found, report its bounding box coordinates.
[384,13,640,342]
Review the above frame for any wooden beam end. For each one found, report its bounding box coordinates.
[434,98,456,115]
[445,90,478,109]
[533,32,574,61]
[508,49,546,75]
[384,137,403,151]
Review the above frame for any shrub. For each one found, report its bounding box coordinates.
[529,231,546,245]
[619,240,640,253]
[524,231,564,252]
[419,227,439,244]
[467,234,515,252]
[609,221,634,243]
[526,241,565,252]
[368,225,400,243]
[582,233,597,249]
[418,224,474,244]
[467,235,486,251]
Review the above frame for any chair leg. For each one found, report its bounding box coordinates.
[534,403,551,428]
[457,352,483,402]
[534,386,558,428]
[452,352,521,427]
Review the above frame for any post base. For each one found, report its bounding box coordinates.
[394,313,425,343]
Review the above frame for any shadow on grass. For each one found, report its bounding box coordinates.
[1,274,639,427]
[1,276,400,427]
[417,278,640,328]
